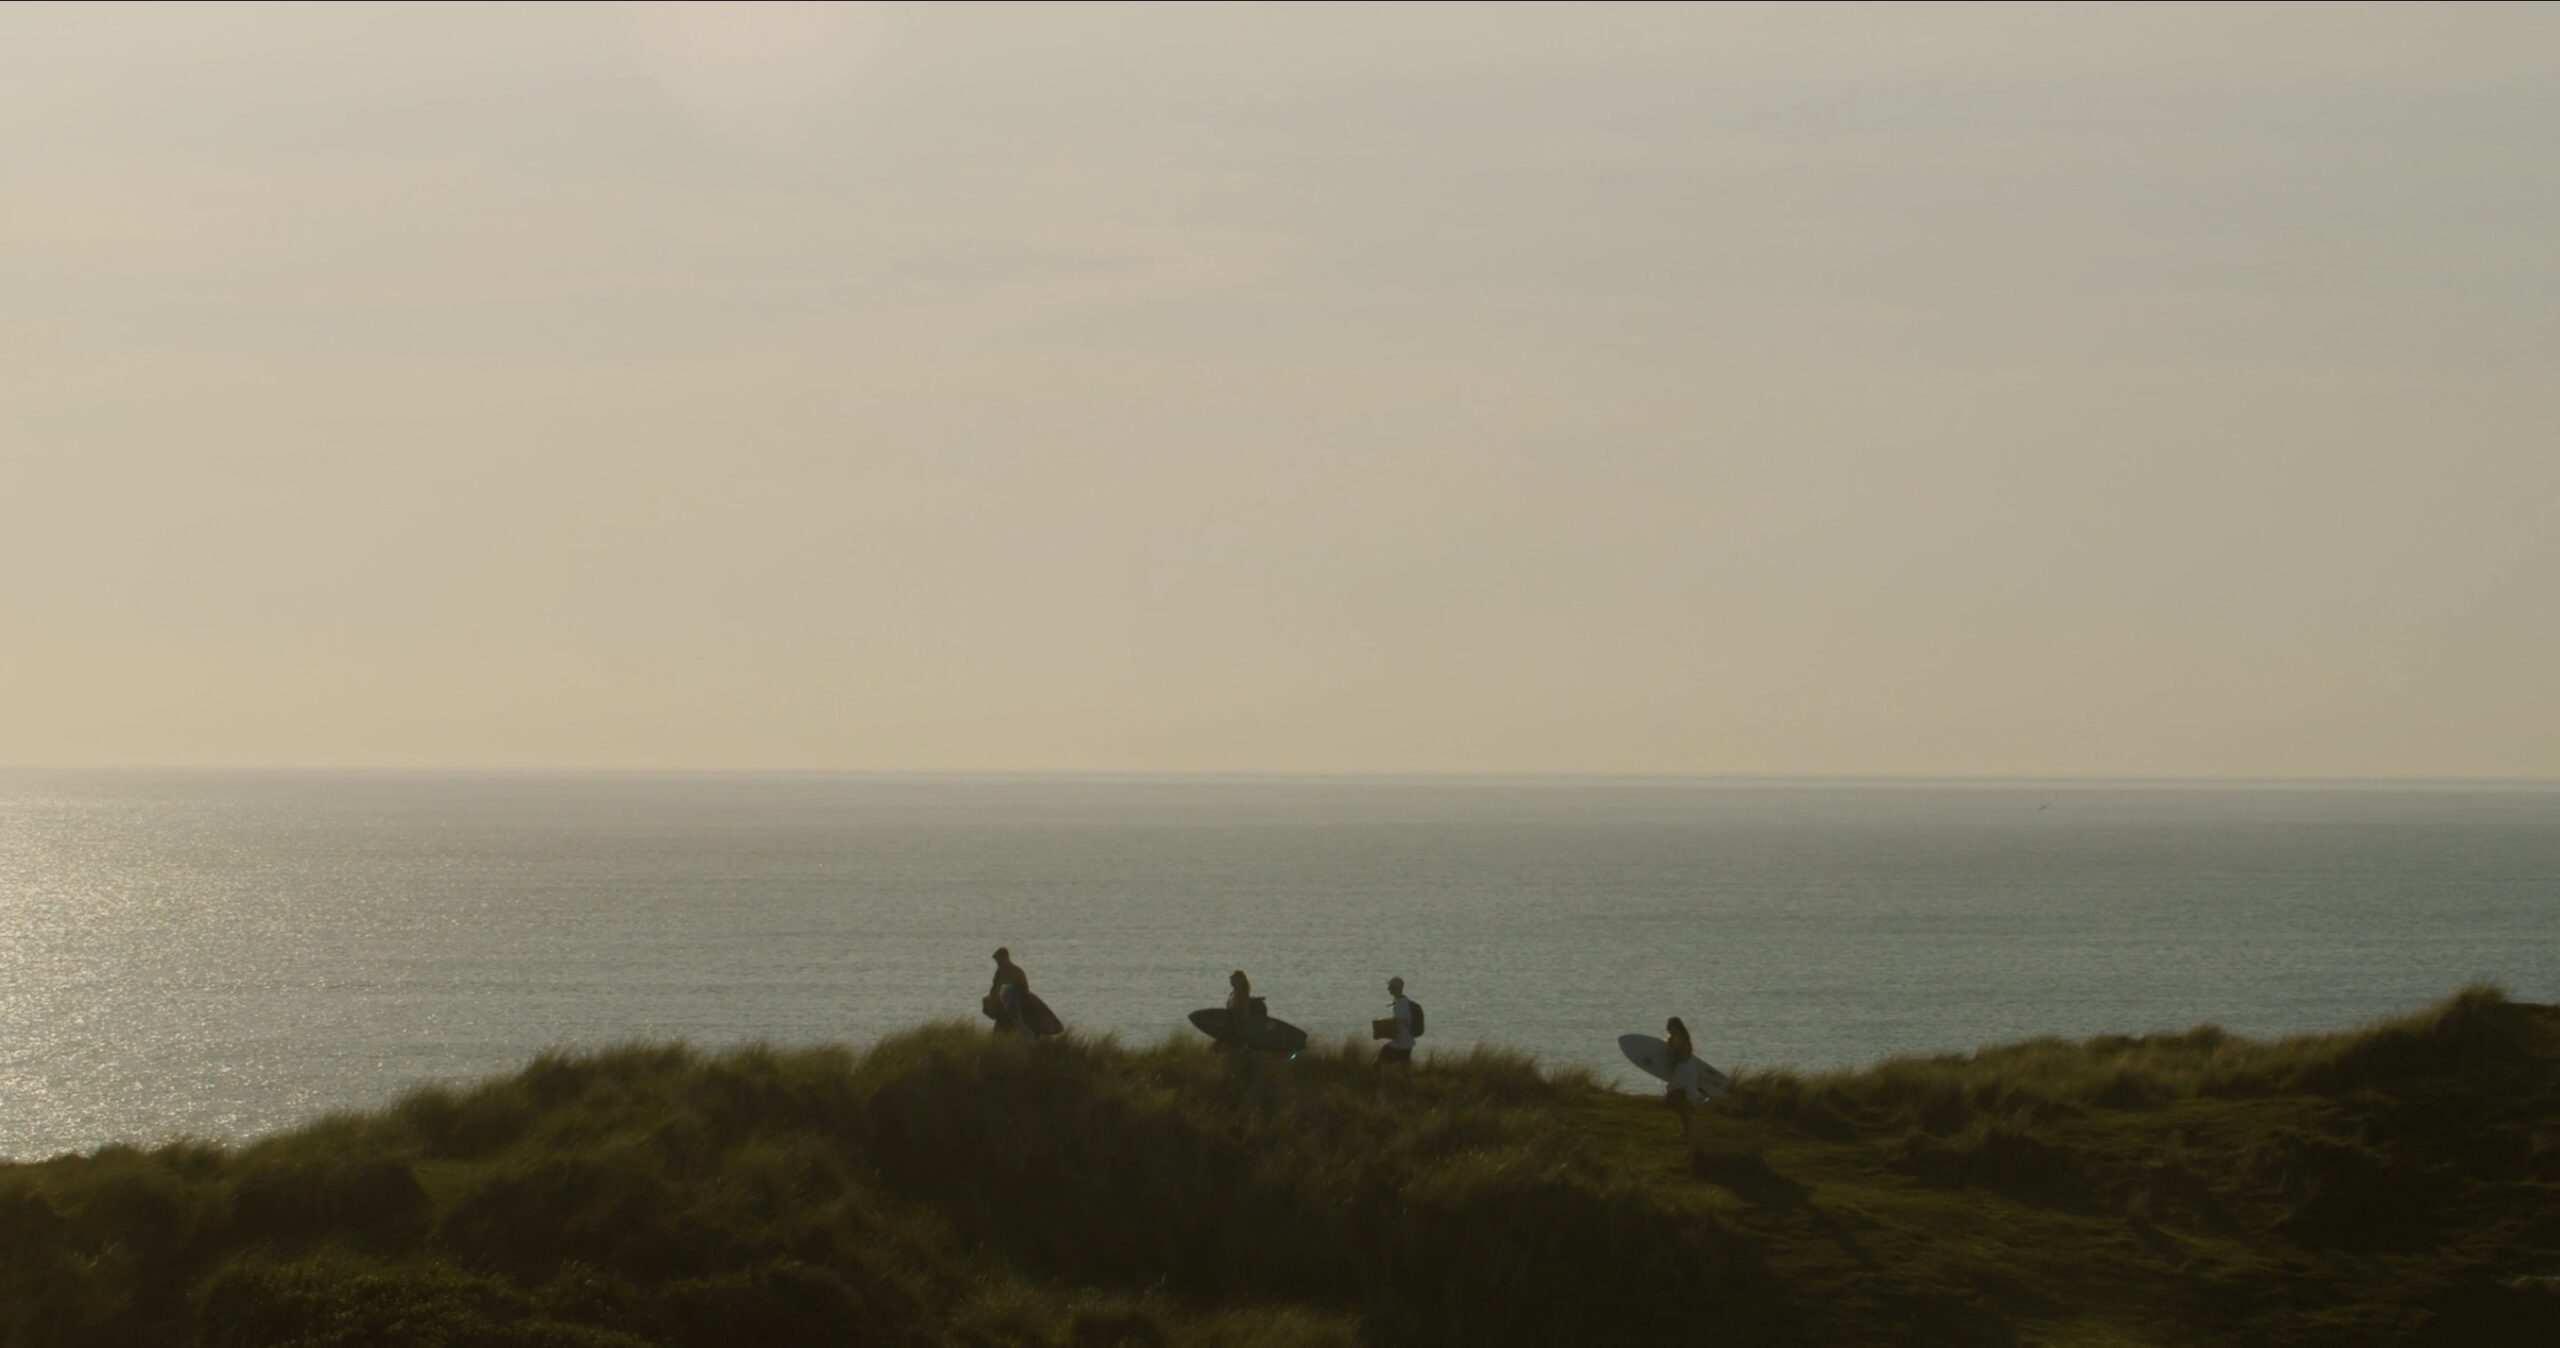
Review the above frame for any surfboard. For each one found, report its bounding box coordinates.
[982,988,1065,1037]
[1189,1007,1308,1056]
[1618,1033,1728,1101]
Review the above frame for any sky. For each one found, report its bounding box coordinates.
[3,2,2554,777]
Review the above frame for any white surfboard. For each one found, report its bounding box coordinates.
[1619,1033,1729,1101]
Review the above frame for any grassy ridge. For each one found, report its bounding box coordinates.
[4,989,2556,1346]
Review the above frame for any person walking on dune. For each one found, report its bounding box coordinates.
[1664,1015,1701,1140]
[986,947,1032,1034]
[1375,976,1418,1071]
[1221,969,1257,1050]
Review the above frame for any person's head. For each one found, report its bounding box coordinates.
[1387,976,1404,995]
[993,947,1012,966]
[1667,1016,1689,1040]
[1230,969,1248,990]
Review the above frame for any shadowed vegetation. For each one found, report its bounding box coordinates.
[4,988,2556,1345]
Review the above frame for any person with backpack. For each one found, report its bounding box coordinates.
[1375,975,1422,1069]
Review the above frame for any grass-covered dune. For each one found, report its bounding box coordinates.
[5,988,2556,1347]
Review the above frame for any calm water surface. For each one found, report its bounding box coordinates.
[2,772,2554,1160]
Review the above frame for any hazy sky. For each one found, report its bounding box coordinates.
[4,2,2554,776]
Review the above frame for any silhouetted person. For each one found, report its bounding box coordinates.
[987,947,1031,1033]
[1665,1015,1698,1140]
[1375,975,1416,1070]
[1222,969,1256,1050]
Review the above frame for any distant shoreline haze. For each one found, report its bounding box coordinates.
[9,766,2560,787]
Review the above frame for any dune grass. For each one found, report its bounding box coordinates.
[3,988,2555,1345]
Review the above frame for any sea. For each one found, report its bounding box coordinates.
[2,771,2554,1162]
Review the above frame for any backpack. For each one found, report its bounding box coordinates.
[1407,1000,1424,1037]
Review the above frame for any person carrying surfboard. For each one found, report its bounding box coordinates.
[1664,1016,1699,1138]
[1221,970,1256,1049]
[1617,1022,1727,1137]
[1375,976,1417,1070]
[987,947,1032,1034]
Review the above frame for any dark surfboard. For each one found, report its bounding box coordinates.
[1188,1007,1307,1055]
[982,988,1065,1036]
